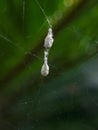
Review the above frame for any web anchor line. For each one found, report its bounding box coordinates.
[34,0,52,28]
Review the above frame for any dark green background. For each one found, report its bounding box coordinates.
[0,0,98,129]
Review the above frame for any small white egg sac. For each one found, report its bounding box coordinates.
[41,63,49,76]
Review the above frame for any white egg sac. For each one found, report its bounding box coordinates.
[41,63,49,76]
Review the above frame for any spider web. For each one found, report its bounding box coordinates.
[1,0,98,130]
[0,0,54,73]
[0,0,55,129]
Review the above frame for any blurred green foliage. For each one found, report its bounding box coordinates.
[0,0,98,129]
